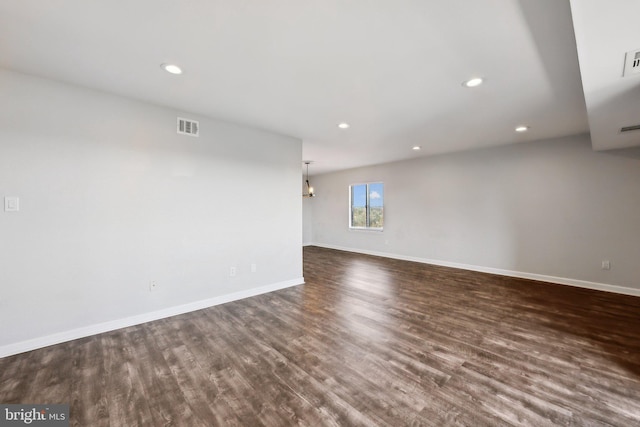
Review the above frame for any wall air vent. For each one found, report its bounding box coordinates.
[620,124,640,133]
[623,49,640,77]
[177,117,199,137]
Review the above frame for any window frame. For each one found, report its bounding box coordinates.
[349,182,384,231]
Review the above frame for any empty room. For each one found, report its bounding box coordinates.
[1,0,640,426]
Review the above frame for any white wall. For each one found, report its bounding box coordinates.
[303,197,314,245]
[0,69,303,355]
[307,134,640,292]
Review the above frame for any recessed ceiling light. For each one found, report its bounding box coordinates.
[515,125,530,132]
[463,77,484,88]
[161,63,182,75]
[412,146,421,151]
[338,122,350,129]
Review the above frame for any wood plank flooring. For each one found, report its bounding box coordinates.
[2,246,640,426]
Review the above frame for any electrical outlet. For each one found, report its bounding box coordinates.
[601,260,611,270]
[4,196,19,212]
[230,266,237,277]
[149,281,158,291]
[251,263,257,273]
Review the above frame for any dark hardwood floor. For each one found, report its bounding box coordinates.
[2,246,640,426]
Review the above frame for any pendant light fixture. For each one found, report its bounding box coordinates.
[303,161,315,198]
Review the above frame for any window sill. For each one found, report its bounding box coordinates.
[349,227,384,232]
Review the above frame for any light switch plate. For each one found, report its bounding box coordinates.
[623,49,640,77]
[4,196,19,212]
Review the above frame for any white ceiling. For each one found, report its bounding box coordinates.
[570,0,640,152]
[0,0,618,175]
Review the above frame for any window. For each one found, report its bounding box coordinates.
[350,182,384,230]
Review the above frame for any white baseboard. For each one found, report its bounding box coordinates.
[0,277,305,359]
[309,243,640,298]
